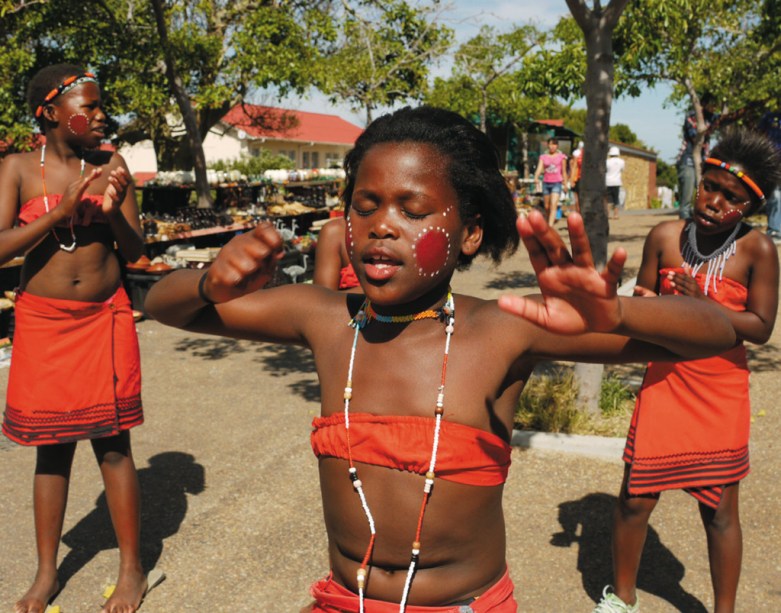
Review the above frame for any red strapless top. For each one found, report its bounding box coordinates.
[659,267,747,310]
[18,194,108,227]
[311,412,512,486]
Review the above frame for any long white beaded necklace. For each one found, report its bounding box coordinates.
[345,290,455,613]
[681,221,742,295]
[40,144,84,252]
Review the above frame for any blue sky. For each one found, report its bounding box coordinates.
[280,1,684,163]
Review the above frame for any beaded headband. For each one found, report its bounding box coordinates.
[34,72,98,118]
[704,157,766,203]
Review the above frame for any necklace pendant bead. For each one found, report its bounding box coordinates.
[352,479,363,489]
[434,406,444,415]
[357,567,367,589]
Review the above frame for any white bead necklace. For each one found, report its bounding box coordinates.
[345,291,455,613]
[681,221,742,295]
[40,144,84,252]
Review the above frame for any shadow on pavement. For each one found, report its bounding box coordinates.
[254,344,320,402]
[484,271,538,291]
[58,451,205,587]
[551,492,706,612]
[174,337,249,360]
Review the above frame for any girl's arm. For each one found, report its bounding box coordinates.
[145,221,330,345]
[667,232,779,345]
[533,158,544,184]
[498,211,735,359]
[312,219,344,290]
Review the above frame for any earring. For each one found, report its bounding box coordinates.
[67,113,90,135]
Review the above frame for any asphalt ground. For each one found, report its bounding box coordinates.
[1,210,780,612]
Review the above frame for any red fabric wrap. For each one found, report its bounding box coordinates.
[18,193,108,227]
[3,287,143,445]
[311,413,511,486]
[308,567,517,612]
[624,268,750,508]
[338,264,359,290]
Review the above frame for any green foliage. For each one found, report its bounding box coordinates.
[599,374,635,416]
[609,123,639,146]
[210,150,294,176]
[0,1,335,163]
[322,0,453,121]
[656,159,678,188]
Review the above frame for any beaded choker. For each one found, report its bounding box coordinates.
[345,290,455,612]
[681,221,742,296]
[40,144,84,252]
[704,157,765,203]
[35,73,98,118]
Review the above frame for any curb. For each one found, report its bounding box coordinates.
[511,429,626,462]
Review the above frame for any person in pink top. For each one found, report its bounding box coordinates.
[534,137,569,225]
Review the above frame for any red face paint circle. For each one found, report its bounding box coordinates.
[415,229,450,275]
[720,209,743,225]
[67,113,90,135]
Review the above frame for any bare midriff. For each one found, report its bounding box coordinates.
[319,458,507,606]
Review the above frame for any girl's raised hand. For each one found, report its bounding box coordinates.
[666,267,704,299]
[102,167,131,214]
[498,210,626,335]
[58,167,102,219]
[200,222,285,304]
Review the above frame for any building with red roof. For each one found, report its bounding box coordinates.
[203,104,365,169]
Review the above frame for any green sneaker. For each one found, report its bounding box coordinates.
[593,586,639,612]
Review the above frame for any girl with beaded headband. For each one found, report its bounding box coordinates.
[593,127,781,613]
[0,64,150,613]
[147,106,736,613]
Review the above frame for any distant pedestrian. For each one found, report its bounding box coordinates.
[534,137,568,225]
[676,94,717,219]
[758,110,781,244]
[594,128,781,613]
[605,146,625,219]
[570,141,584,213]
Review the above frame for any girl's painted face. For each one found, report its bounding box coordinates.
[694,167,753,233]
[51,82,107,147]
[347,142,479,306]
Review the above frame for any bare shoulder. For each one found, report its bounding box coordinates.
[648,218,685,241]
[453,292,536,355]
[741,226,780,264]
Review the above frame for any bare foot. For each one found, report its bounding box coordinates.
[101,569,147,613]
[14,571,59,613]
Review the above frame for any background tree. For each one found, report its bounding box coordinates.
[614,0,781,186]
[321,0,453,124]
[0,0,336,205]
[563,0,631,413]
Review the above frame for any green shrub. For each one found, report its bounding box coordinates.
[210,150,295,176]
[599,374,635,416]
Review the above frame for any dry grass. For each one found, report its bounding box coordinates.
[514,367,636,437]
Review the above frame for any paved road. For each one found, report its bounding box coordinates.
[1,211,780,612]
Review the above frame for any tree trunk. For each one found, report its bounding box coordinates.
[150,0,213,208]
[565,0,629,414]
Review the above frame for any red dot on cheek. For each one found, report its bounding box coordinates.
[68,114,90,135]
[415,230,450,275]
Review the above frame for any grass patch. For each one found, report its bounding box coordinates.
[514,368,636,437]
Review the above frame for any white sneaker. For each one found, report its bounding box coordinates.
[593,586,639,612]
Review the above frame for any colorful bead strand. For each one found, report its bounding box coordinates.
[704,157,766,203]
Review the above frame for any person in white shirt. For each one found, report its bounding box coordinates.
[605,146,625,219]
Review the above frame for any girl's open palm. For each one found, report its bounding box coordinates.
[498,211,626,335]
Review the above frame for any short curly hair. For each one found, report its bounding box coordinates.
[707,127,781,212]
[342,106,519,269]
[26,63,89,131]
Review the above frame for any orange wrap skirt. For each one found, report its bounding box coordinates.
[2,287,142,446]
[307,568,517,612]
